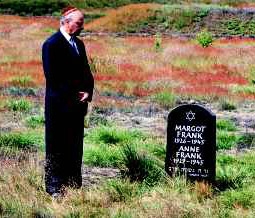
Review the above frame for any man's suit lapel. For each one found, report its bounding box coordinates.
[58,31,80,57]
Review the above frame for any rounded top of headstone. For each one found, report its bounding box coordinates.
[168,104,215,121]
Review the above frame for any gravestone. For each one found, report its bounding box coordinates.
[165,104,216,182]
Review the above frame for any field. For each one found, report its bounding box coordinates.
[1,8,255,217]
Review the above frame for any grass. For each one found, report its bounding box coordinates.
[85,125,145,146]
[219,188,255,209]
[1,1,255,37]
[84,3,255,36]
[216,152,255,214]
[3,87,38,97]
[196,29,213,47]
[83,144,123,167]
[0,131,43,151]
[221,18,255,36]
[219,98,237,111]
[217,130,238,150]
[231,84,255,95]
[5,98,33,112]
[8,75,34,87]
[1,149,255,216]
[0,0,254,16]
[85,3,159,32]
[216,119,237,132]
[83,125,149,167]
[236,133,255,149]
[25,115,44,129]
[151,90,177,109]
[0,0,68,16]
[122,144,165,186]
[102,179,142,202]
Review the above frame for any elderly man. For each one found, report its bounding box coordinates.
[42,7,94,196]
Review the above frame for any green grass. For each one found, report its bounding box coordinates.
[125,4,211,33]
[2,145,255,216]
[219,98,237,111]
[154,32,162,52]
[4,87,38,97]
[0,0,68,16]
[84,125,146,167]
[216,155,244,190]
[0,199,25,217]
[84,12,106,23]
[0,131,44,151]
[8,75,34,87]
[25,115,44,129]
[84,124,165,186]
[216,119,238,150]
[85,125,145,146]
[196,29,213,47]
[82,3,255,37]
[5,98,32,112]
[217,130,238,150]
[217,119,237,132]
[216,152,255,213]
[219,187,255,209]
[0,0,251,16]
[151,91,177,109]
[236,133,255,149]
[102,179,142,202]
[83,144,123,167]
[83,125,165,183]
[121,144,165,186]
[231,85,255,95]
[221,18,255,36]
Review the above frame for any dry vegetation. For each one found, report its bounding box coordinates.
[84,3,160,32]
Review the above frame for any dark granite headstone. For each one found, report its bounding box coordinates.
[165,104,216,182]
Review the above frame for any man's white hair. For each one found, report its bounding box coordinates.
[60,12,74,26]
[60,10,83,26]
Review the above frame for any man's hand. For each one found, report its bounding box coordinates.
[78,92,89,103]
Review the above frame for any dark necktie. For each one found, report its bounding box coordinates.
[70,37,79,55]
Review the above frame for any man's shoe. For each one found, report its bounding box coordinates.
[51,192,63,200]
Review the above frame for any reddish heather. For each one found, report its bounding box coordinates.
[94,95,133,109]
[1,14,255,105]
[174,85,229,97]
[132,86,162,97]
[124,36,155,45]
[0,60,41,68]
[236,3,255,9]
[0,15,58,28]
[95,72,148,83]
[192,44,223,56]
[238,93,255,100]
[0,71,17,86]
[0,60,44,87]
[95,63,149,82]
[217,37,255,45]
[147,67,173,80]
[119,63,143,73]
[170,66,247,86]
[83,40,106,56]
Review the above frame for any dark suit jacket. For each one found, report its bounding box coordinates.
[42,30,94,115]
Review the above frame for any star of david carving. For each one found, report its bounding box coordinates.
[186,110,195,121]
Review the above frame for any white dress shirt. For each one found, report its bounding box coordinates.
[60,27,79,54]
